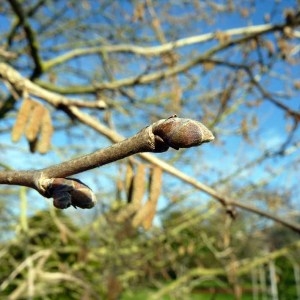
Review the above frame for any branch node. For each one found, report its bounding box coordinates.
[37,177,96,209]
[34,172,50,195]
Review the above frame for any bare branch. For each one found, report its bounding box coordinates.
[43,23,284,70]
[68,108,300,233]
[1,63,299,233]
[0,109,213,209]
[0,63,106,109]
[35,22,290,94]
[7,0,44,77]
[0,47,17,60]
[206,59,300,121]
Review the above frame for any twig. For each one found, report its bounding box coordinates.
[151,239,300,299]
[1,64,299,234]
[35,23,290,94]
[0,111,213,209]
[0,63,105,109]
[67,109,300,233]
[43,23,284,70]
[205,58,300,121]
[0,249,51,291]
[7,0,44,77]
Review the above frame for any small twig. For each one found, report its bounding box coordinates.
[7,0,44,78]
[43,23,284,70]
[0,47,17,60]
[205,58,300,122]
[0,115,213,209]
[35,22,290,94]
[1,64,299,233]
[0,249,51,292]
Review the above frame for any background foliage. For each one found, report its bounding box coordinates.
[0,0,300,299]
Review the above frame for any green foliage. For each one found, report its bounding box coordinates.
[275,257,299,300]
[1,204,299,299]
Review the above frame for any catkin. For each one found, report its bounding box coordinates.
[25,102,45,141]
[132,167,162,229]
[142,167,162,229]
[116,163,146,223]
[132,201,152,228]
[37,108,53,154]
[11,98,34,142]
[131,164,146,207]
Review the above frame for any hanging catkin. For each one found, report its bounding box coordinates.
[11,98,34,142]
[37,108,53,154]
[132,166,162,229]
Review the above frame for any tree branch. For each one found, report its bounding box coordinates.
[7,0,46,47]
[0,111,213,208]
[35,23,292,94]
[206,58,300,121]
[7,0,44,77]
[64,110,300,233]
[43,23,284,70]
[0,63,106,109]
[1,63,299,233]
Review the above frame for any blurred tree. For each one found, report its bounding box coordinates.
[0,0,300,299]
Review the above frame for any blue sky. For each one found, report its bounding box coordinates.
[0,0,299,223]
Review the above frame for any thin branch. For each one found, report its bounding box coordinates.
[249,77,300,122]
[215,142,299,186]
[7,0,44,77]
[0,47,17,60]
[151,239,300,299]
[206,58,300,121]
[1,63,299,233]
[7,0,46,47]
[37,53,210,93]
[43,23,284,70]
[0,108,213,206]
[0,63,106,109]
[65,110,300,233]
[0,249,51,292]
[36,23,290,94]
[60,114,300,233]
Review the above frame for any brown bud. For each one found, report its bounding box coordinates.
[53,188,72,209]
[46,178,96,209]
[153,116,214,150]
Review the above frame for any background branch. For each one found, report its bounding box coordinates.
[1,4,300,297]
[34,22,292,94]
[7,0,44,77]
[1,63,299,233]
[43,23,285,70]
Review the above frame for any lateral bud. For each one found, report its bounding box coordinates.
[44,178,97,209]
